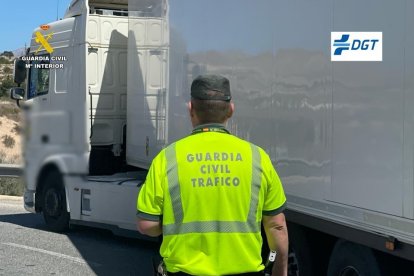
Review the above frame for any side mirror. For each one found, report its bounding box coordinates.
[10,87,25,101]
[13,59,27,85]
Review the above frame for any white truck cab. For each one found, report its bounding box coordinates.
[12,0,170,235]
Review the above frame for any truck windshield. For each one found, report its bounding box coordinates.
[28,56,50,99]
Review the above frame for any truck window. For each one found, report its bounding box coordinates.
[28,56,50,99]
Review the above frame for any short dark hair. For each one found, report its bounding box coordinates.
[191,75,231,101]
[191,93,231,124]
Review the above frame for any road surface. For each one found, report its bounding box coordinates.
[0,195,159,276]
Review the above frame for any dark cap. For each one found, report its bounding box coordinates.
[191,74,231,101]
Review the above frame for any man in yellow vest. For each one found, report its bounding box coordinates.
[137,75,288,276]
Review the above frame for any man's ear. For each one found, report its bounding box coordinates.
[188,101,193,117]
[228,102,235,118]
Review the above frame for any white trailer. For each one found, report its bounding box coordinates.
[10,0,414,274]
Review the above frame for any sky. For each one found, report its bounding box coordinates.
[0,0,72,52]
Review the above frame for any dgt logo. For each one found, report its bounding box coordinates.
[331,32,382,61]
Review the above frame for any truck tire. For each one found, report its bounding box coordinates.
[327,240,382,276]
[288,224,313,276]
[42,170,70,232]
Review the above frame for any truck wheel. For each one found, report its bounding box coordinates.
[42,170,70,232]
[288,224,313,276]
[327,240,382,276]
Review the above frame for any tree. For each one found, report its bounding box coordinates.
[0,51,14,58]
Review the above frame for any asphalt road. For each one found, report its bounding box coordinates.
[0,196,159,276]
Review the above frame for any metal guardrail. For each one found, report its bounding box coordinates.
[0,164,23,177]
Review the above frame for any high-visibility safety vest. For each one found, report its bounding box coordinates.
[137,124,286,275]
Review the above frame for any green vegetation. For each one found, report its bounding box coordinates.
[0,177,24,196]
[0,51,14,58]
[0,49,17,98]
[0,150,24,196]
[0,57,12,64]
[3,66,12,74]
[0,102,20,121]
[0,50,22,196]
[0,76,15,97]
[12,123,22,135]
[2,135,15,148]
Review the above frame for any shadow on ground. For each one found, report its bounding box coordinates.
[0,212,160,275]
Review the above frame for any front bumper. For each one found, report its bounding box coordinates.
[24,190,36,213]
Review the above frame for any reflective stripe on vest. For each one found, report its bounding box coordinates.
[164,143,262,236]
[165,143,184,223]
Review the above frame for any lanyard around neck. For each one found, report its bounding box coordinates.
[191,125,230,135]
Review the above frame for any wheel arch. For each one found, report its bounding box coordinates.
[34,153,86,213]
[35,160,67,212]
